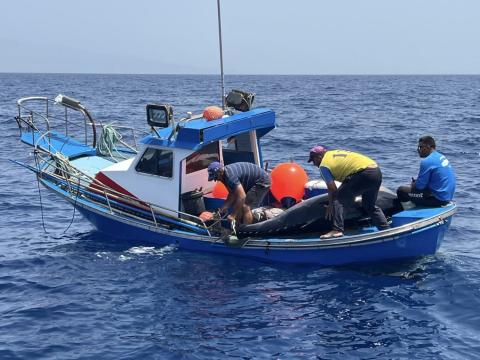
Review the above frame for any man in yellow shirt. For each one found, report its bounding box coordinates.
[308,145,390,239]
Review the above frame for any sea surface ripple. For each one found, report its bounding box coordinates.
[0,74,479,359]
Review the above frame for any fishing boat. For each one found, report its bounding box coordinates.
[11,91,456,266]
[10,1,456,266]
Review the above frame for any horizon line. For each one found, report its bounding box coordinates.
[1,71,480,77]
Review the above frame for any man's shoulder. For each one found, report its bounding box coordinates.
[421,151,446,168]
[229,162,263,171]
[224,164,238,177]
[426,151,443,162]
[226,162,247,172]
[328,149,349,156]
[225,162,258,177]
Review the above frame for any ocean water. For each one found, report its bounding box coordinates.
[0,73,479,359]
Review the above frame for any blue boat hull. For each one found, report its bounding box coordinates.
[75,201,454,266]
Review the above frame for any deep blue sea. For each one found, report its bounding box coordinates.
[0,73,479,359]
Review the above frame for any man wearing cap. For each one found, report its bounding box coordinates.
[396,136,455,209]
[207,161,271,225]
[308,146,390,239]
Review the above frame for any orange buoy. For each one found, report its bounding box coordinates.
[212,181,228,199]
[203,106,223,121]
[270,162,309,204]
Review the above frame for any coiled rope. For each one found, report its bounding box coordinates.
[96,124,132,161]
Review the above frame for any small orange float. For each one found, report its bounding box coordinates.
[199,211,214,222]
[212,181,228,199]
[203,106,223,121]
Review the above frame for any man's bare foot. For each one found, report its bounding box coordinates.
[320,231,344,239]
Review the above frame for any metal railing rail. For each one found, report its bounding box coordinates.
[16,96,146,153]
[35,150,213,237]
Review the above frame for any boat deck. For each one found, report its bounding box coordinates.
[69,156,115,178]
[21,130,96,158]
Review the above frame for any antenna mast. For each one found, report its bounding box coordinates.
[216,0,226,109]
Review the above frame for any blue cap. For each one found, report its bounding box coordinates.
[207,161,222,181]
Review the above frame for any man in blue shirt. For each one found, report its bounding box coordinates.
[208,161,271,224]
[397,136,455,209]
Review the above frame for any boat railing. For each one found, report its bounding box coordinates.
[36,151,213,237]
[15,96,147,155]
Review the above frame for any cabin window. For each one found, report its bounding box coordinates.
[136,148,173,178]
[185,142,220,174]
[222,133,255,165]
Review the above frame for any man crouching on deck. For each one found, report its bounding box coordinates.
[207,161,271,225]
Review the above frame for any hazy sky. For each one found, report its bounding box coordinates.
[1,0,479,75]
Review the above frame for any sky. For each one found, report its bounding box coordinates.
[1,0,479,75]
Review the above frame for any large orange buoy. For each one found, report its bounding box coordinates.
[203,106,223,121]
[212,181,228,199]
[270,162,309,204]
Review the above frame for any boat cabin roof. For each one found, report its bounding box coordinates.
[141,108,275,150]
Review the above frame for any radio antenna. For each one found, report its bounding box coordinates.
[216,0,226,109]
